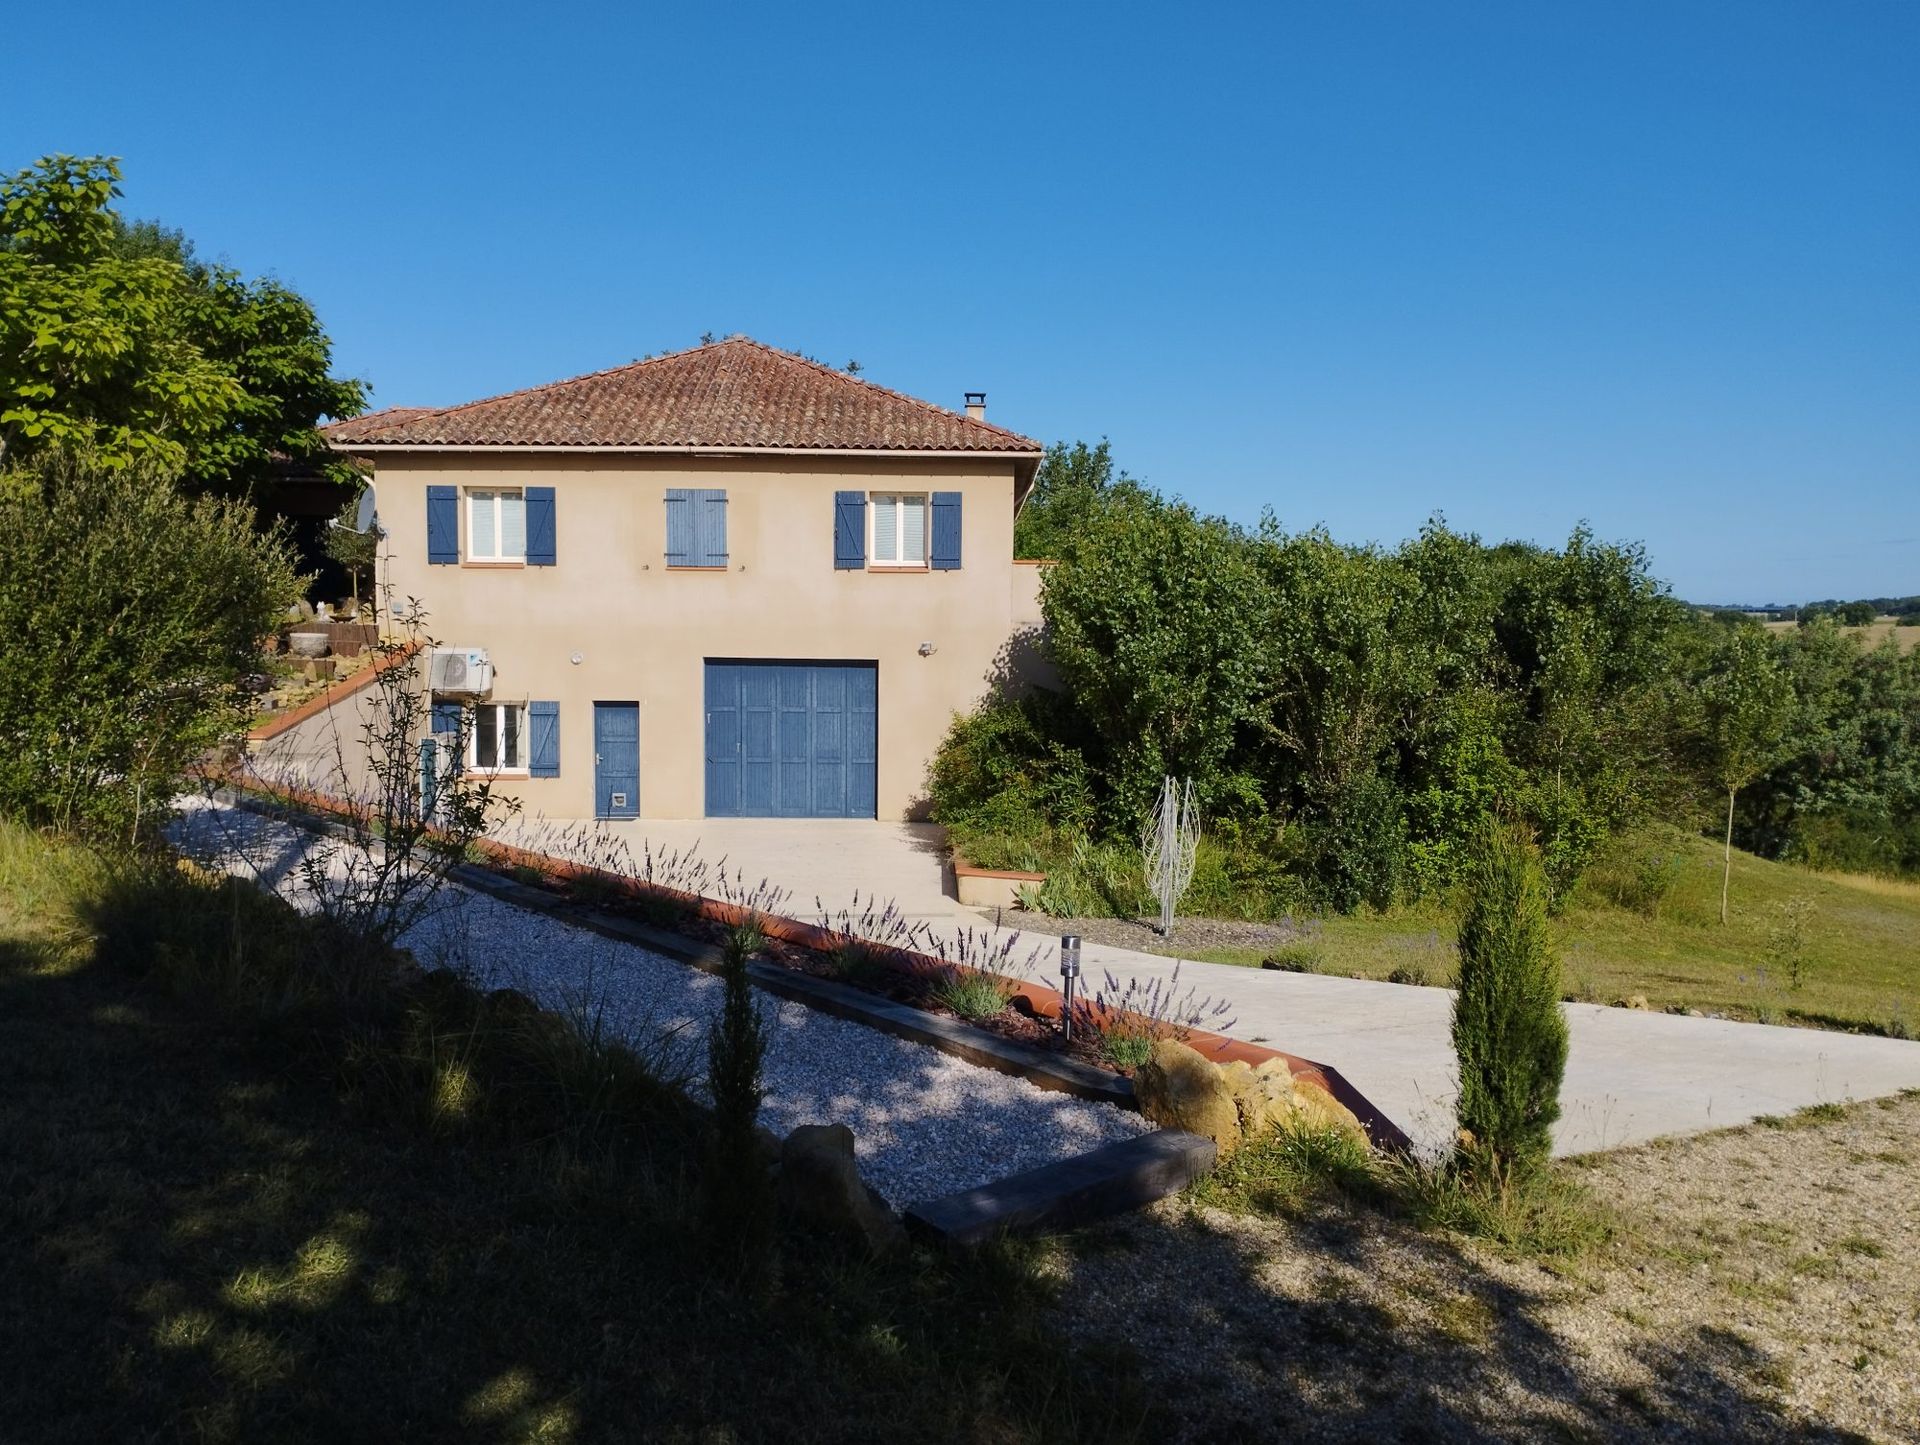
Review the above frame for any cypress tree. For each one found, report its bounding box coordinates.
[1452,821,1568,1172]
[703,924,773,1278]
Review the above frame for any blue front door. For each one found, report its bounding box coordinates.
[593,702,639,818]
[705,662,876,818]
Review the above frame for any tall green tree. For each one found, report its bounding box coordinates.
[1698,626,1796,923]
[1041,493,1268,822]
[0,155,363,494]
[1013,439,1153,560]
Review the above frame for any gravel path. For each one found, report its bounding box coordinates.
[171,800,1149,1206]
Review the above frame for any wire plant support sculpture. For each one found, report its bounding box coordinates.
[1141,775,1199,937]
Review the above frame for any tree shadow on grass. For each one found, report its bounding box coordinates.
[1049,1190,1877,1444]
[0,892,1157,1445]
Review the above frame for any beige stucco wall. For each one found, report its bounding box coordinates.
[364,452,1025,821]
[248,676,391,802]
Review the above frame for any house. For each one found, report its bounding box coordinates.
[306,337,1047,821]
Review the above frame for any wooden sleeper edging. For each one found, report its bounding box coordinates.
[903,1129,1218,1247]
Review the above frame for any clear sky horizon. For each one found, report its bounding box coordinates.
[8,2,1915,604]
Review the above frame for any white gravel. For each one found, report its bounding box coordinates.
[171,798,1149,1205]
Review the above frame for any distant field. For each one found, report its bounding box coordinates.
[1193,828,1920,1036]
[1764,619,1919,654]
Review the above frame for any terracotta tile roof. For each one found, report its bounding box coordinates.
[320,406,437,442]
[319,338,1041,454]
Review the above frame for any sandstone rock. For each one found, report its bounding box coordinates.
[1220,1057,1297,1140]
[777,1123,907,1255]
[1622,994,1650,1011]
[1288,1077,1368,1145]
[1134,1040,1242,1156]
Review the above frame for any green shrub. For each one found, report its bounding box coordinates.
[1306,774,1406,913]
[926,694,1095,843]
[1182,821,1311,920]
[0,447,298,839]
[1451,822,1567,1174]
[1389,1155,1612,1259]
[1193,1118,1379,1216]
[1783,810,1920,879]
[1261,943,1320,973]
[1097,1031,1155,1070]
[825,939,893,990]
[929,966,1015,1021]
[1765,896,1817,990]
[1035,834,1152,919]
[1578,829,1689,917]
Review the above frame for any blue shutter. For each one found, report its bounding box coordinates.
[430,701,463,735]
[694,489,728,566]
[931,491,962,570]
[528,701,560,777]
[427,486,458,564]
[525,486,556,566]
[665,489,694,566]
[834,490,865,569]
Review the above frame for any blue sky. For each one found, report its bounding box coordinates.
[9,2,1916,603]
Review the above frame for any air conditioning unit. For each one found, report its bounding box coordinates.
[429,647,493,696]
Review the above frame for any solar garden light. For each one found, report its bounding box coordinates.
[1059,934,1083,1042]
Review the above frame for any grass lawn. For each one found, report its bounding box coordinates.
[0,821,1148,1444]
[1188,830,1920,1034]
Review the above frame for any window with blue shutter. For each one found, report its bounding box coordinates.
[930,492,962,570]
[528,701,560,777]
[694,490,727,565]
[665,490,692,565]
[666,489,727,566]
[525,487,556,566]
[833,491,866,569]
[430,701,464,735]
[427,487,459,564]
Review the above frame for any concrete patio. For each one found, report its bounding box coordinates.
[492,815,1920,1158]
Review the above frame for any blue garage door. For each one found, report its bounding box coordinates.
[705,661,877,818]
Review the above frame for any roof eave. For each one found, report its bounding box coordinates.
[328,441,1044,460]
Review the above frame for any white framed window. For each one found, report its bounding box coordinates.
[468,702,528,773]
[466,488,527,562]
[869,492,928,567]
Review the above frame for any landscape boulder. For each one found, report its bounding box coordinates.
[777,1123,907,1255]
[1288,1077,1368,1144]
[1134,1040,1243,1156]
[1218,1056,1299,1140]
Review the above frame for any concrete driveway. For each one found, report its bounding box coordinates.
[494,815,1920,1158]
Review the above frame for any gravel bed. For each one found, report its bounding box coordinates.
[985,908,1322,957]
[171,800,1149,1205]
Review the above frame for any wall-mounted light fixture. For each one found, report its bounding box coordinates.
[570,652,583,665]
[917,641,937,657]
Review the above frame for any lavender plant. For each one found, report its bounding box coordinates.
[1072,961,1237,1067]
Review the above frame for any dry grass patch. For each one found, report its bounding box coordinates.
[1056,1093,1920,1442]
